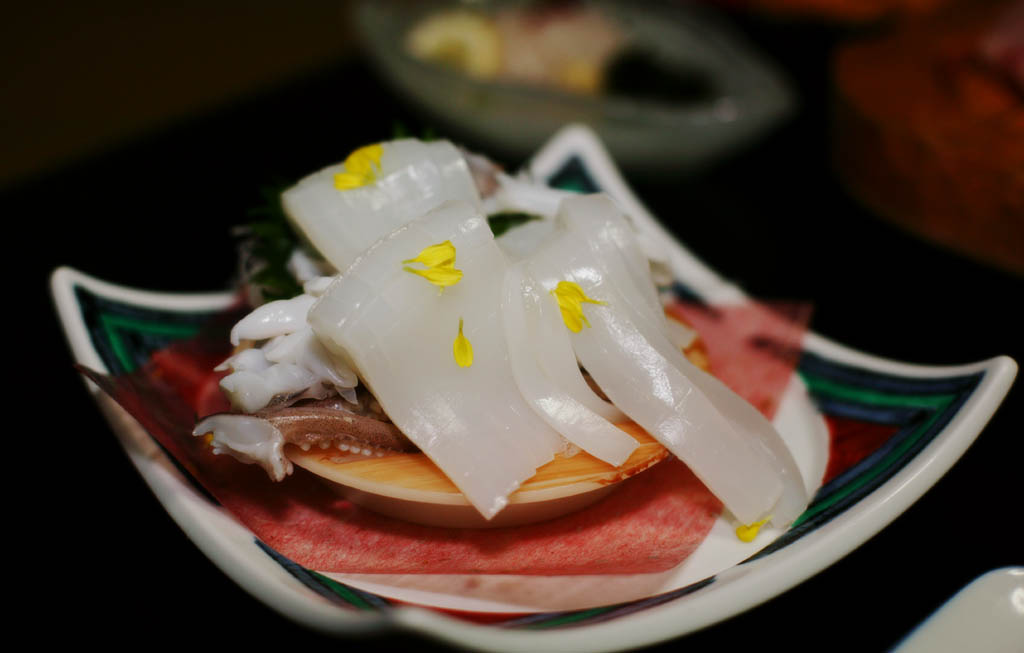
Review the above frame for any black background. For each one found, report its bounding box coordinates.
[12,7,1022,651]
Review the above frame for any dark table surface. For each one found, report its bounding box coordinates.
[15,13,1022,651]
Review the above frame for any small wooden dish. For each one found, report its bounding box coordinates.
[287,312,708,528]
[286,421,667,528]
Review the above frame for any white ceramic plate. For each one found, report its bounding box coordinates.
[51,125,1016,652]
[891,567,1024,653]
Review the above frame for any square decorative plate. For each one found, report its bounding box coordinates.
[51,125,1016,652]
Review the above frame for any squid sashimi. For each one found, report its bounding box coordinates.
[282,139,482,273]
[520,264,628,424]
[523,194,808,526]
[484,172,577,218]
[503,262,637,466]
[495,218,558,262]
[218,293,359,413]
[307,200,567,519]
[560,194,665,321]
[194,136,808,528]
[486,173,670,274]
[229,294,317,346]
[194,414,293,481]
[559,195,808,525]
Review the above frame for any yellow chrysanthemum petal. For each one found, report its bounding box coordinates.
[334,171,370,190]
[343,143,383,176]
[551,280,606,309]
[735,516,771,543]
[453,318,473,367]
[403,263,464,287]
[401,240,456,268]
[558,305,587,333]
[333,143,383,190]
[402,240,463,290]
[551,280,606,333]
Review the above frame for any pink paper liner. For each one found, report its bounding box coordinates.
[666,300,812,421]
[84,298,809,575]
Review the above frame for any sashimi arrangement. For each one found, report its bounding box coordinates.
[55,120,1017,644]
[190,137,809,537]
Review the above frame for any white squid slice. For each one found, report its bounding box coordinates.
[495,218,558,262]
[559,194,664,322]
[219,361,330,414]
[503,262,637,466]
[229,294,316,346]
[308,200,564,519]
[524,195,808,526]
[193,414,292,481]
[262,326,358,391]
[665,317,699,351]
[282,139,482,273]
[217,321,358,414]
[302,275,336,297]
[215,347,268,373]
[286,247,334,283]
[493,189,668,304]
[484,172,577,218]
[525,264,627,424]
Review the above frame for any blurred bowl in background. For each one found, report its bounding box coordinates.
[833,0,1024,276]
[355,0,793,174]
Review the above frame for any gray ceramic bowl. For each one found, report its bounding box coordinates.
[355,0,794,173]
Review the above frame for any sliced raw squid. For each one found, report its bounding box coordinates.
[262,327,358,390]
[286,247,333,283]
[302,275,335,297]
[503,262,637,466]
[490,175,669,270]
[220,295,358,413]
[527,267,628,424]
[484,172,577,218]
[523,194,808,526]
[281,139,482,272]
[219,355,331,413]
[193,414,292,481]
[496,218,558,262]
[308,200,566,519]
[559,194,665,321]
[230,294,316,346]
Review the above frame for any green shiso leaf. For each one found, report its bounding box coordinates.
[239,183,304,303]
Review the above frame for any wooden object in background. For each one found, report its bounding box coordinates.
[833,0,1024,276]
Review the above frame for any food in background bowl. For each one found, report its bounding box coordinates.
[404,1,717,103]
